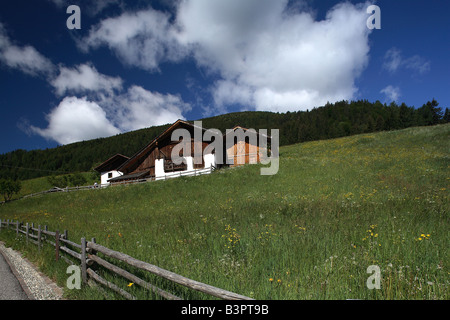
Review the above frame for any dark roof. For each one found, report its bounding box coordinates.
[115,120,270,175]
[117,119,205,173]
[94,154,129,172]
[223,126,272,140]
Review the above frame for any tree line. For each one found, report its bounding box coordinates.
[0,99,448,182]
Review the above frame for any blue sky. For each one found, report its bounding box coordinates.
[0,0,448,154]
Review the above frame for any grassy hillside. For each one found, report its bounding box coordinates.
[0,124,448,300]
[2,99,448,181]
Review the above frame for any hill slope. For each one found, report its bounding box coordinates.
[0,124,448,299]
[1,99,448,180]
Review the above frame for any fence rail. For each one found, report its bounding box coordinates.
[7,166,216,202]
[0,218,252,300]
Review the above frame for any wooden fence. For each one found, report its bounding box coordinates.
[8,166,216,202]
[0,218,252,300]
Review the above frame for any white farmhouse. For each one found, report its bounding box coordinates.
[93,154,129,186]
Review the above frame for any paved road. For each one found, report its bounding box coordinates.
[0,251,29,300]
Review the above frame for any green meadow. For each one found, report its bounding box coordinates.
[0,124,448,300]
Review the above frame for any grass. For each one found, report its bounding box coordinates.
[10,171,99,200]
[0,124,448,300]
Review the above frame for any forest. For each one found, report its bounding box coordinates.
[1,98,448,181]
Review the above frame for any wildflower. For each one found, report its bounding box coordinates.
[269,278,273,282]
[118,232,123,237]
[277,279,282,283]
[127,283,134,287]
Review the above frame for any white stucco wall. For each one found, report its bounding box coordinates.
[204,153,215,168]
[101,170,123,185]
[155,159,165,178]
[186,156,194,171]
[155,156,214,181]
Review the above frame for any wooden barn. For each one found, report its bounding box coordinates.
[224,126,269,167]
[107,120,215,184]
[97,120,271,184]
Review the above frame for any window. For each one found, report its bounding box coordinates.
[108,172,113,178]
[164,159,187,172]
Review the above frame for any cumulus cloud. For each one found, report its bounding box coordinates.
[177,0,372,112]
[80,8,187,71]
[383,47,430,75]
[30,82,189,144]
[380,85,401,102]
[0,23,55,77]
[7,1,379,144]
[51,63,123,96]
[81,0,373,112]
[113,85,191,132]
[29,96,121,145]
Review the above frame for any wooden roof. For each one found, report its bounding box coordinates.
[117,119,205,173]
[94,154,129,172]
[223,126,272,140]
[115,120,271,174]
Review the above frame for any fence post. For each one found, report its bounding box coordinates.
[16,221,19,236]
[90,237,97,256]
[81,238,87,284]
[0,218,2,230]
[26,223,29,244]
[55,230,60,261]
[38,225,42,252]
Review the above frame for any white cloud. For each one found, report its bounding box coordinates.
[383,47,430,75]
[0,23,55,77]
[80,8,187,71]
[383,48,402,73]
[51,63,123,96]
[404,55,431,75]
[29,96,121,145]
[113,85,191,132]
[30,85,190,144]
[177,0,372,112]
[380,85,401,102]
[80,1,373,112]
[1,20,190,145]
